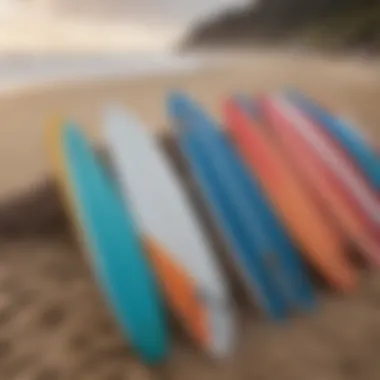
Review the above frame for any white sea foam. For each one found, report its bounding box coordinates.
[0,53,217,93]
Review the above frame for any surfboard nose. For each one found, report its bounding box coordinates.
[143,235,236,356]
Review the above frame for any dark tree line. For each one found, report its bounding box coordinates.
[184,0,380,52]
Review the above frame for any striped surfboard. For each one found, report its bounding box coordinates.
[259,94,380,265]
[263,96,380,260]
[285,89,380,191]
[224,98,357,292]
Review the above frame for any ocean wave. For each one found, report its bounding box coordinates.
[0,53,212,93]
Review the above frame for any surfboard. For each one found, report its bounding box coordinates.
[256,94,380,265]
[286,89,380,191]
[103,105,234,357]
[168,92,316,318]
[45,121,169,364]
[224,97,357,292]
[168,94,287,320]
[264,96,380,256]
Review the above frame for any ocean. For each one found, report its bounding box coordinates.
[0,0,250,92]
[0,53,215,93]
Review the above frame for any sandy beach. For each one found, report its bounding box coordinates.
[0,50,379,379]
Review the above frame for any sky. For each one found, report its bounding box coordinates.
[0,0,251,53]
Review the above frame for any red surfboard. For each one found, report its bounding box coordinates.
[224,98,357,292]
[262,96,380,256]
[258,95,380,265]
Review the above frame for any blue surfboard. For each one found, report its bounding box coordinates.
[169,92,316,315]
[285,89,380,191]
[47,122,169,363]
[225,95,316,312]
[169,92,308,320]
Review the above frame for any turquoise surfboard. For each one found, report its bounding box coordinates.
[47,122,169,363]
[286,89,380,191]
[169,92,298,320]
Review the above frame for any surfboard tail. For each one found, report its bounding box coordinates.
[223,98,357,292]
[144,236,233,357]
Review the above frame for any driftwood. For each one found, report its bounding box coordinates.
[0,146,110,241]
[0,179,67,239]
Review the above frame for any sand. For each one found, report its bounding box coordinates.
[0,50,379,379]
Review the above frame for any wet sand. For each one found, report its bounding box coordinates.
[0,50,379,379]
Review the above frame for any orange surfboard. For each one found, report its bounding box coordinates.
[224,98,357,292]
[260,95,380,265]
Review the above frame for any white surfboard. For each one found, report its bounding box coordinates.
[103,105,234,357]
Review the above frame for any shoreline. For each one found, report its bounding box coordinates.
[0,49,378,200]
[0,52,216,94]
[1,46,379,95]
